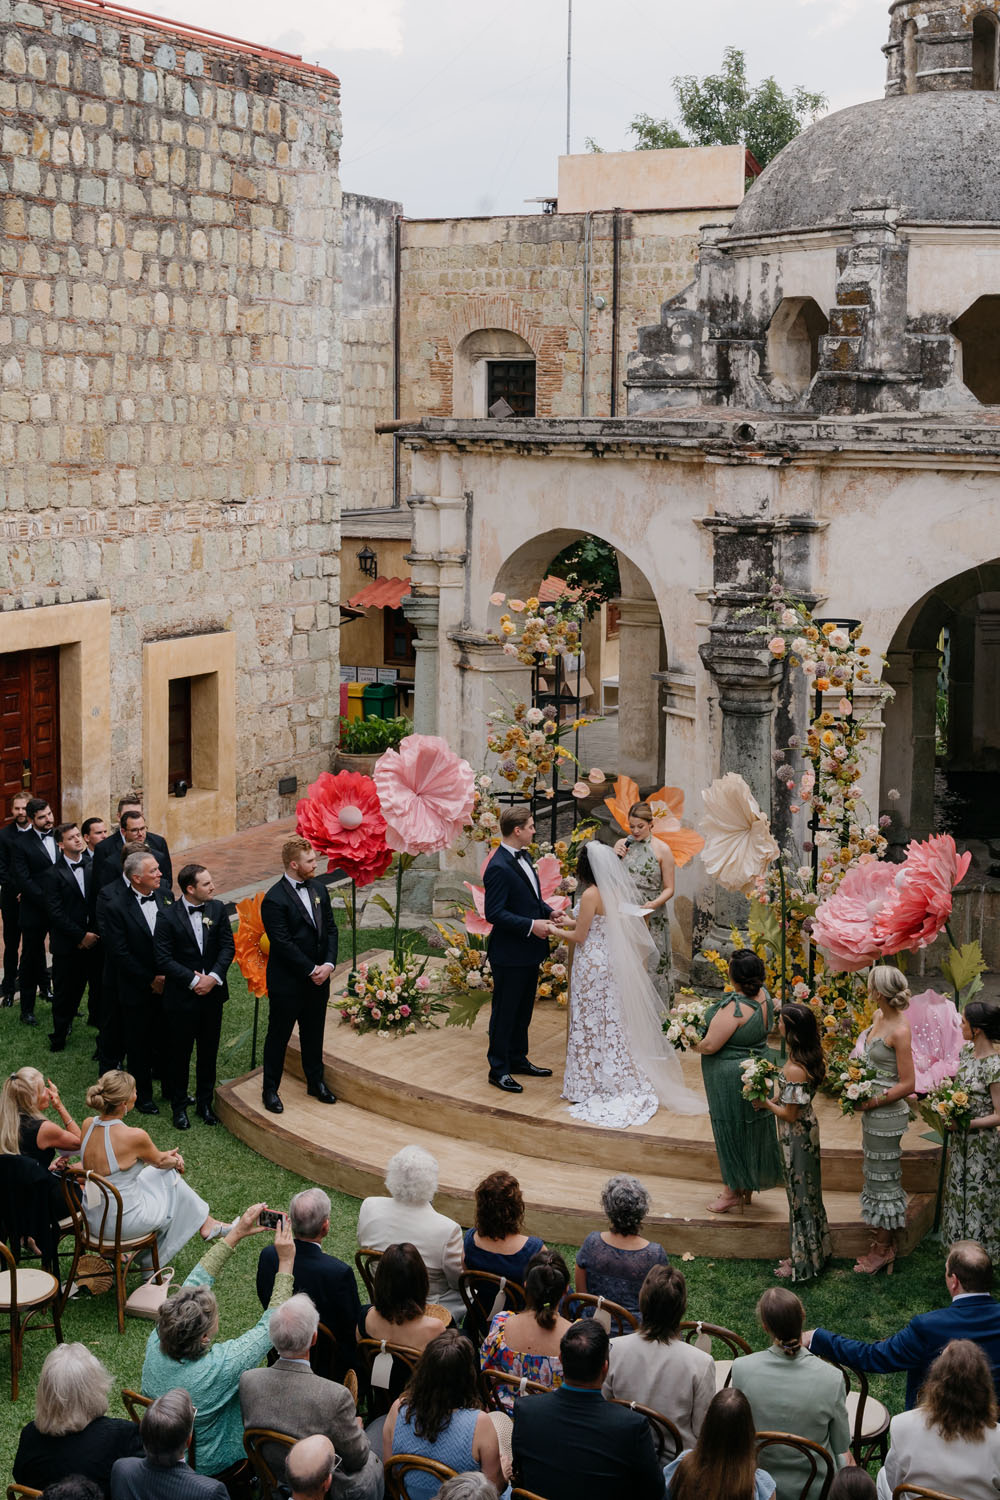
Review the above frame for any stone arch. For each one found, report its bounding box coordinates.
[447,295,568,417]
[453,327,535,419]
[972,9,999,89]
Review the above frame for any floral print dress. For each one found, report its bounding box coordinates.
[942,1044,1000,1261]
[775,1072,831,1281]
[480,1310,564,1415]
[623,837,673,1003]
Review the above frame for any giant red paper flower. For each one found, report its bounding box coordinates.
[296,770,392,887]
[374,734,476,854]
[234,891,269,998]
[812,860,897,973]
[872,833,972,954]
[464,851,571,936]
[604,774,705,867]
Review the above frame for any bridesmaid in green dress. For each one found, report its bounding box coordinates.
[695,949,782,1214]
[613,801,675,1004]
[755,1003,831,1281]
[941,999,1000,1261]
[854,965,915,1276]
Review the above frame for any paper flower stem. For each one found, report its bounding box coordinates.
[351,879,358,971]
[393,857,404,965]
[251,994,260,1072]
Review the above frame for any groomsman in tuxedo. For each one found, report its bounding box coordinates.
[98,849,173,1113]
[81,816,108,854]
[45,822,101,1050]
[483,804,557,1093]
[0,792,33,1006]
[93,796,172,893]
[259,836,338,1114]
[154,863,235,1130]
[11,797,58,1027]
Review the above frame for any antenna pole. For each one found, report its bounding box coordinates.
[566,0,572,155]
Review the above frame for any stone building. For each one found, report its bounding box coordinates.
[399,0,1000,968]
[0,0,342,848]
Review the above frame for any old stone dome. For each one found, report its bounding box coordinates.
[726,90,1000,240]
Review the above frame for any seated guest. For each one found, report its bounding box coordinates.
[438,1478,498,1500]
[257,1188,362,1382]
[143,1204,295,1485]
[41,1482,104,1500]
[384,1330,504,1499]
[358,1145,464,1321]
[575,1175,669,1319]
[512,1319,665,1500]
[830,1476,876,1500]
[664,1388,776,1499]
[732,1288,850,1500]
[13,1343,142,1491]
[286,1436,338,1500]
[240,1294,381,1500]
[603,1265,715,1449]
[359,1242,448,1403]
[111,1389,227,1500]
[463,1170,544,1283]
[806,1239,1000,1407]
[480,1249,572,1415]
[0,1065,81,1167]
[876,1339,1000,1500]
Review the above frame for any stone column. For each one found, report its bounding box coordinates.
[948,611,975,770]
[400,592,440,735]
[882,648,939,846]
[616,595,663,786]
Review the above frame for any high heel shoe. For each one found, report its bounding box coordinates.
[707,1188,745,1215]
[853,1239,895,1275]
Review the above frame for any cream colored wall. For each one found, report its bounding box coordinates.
[339,539,412,670]
[142,631,236,851]
[557,145,746,214]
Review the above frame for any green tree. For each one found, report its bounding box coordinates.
[548,536,620,618]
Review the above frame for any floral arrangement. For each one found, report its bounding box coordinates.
[605,775,705,867]
[740,1053,778,1103]
[537,950,570,1006]
[920,1077,973,1134]
[435,923,494,994]
[482,694,597,804]
[336,949,447,1039]
[488,591,584,666]
[833,1057,883,1117]
[663,992,709,1050]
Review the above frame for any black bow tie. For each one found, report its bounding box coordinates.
[294,881,309,890]
[514,850,530,862]
[68,861,82,870]
[186,904,205,914]
[138,894,156,904]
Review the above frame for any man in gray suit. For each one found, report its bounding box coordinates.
[112,1390,226,1500]
[240,1295,382,1500]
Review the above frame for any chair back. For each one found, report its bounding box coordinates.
[8,1486,43,1500]
[357,1336,422,1418]
[459,1269,527,1343]
[343,1367,359,1405]
[680,1319,752,1388]
[558,1290,638,1335]
[481,1367,552,1411]
[243,1427,295,1498]
[384,1454,458,1499]
[356,1247,382,1300]
[607,1397,683,1462]
[892,1489,966,1500]
[61,1165,126,1253]
[123,1388,196,1466]
[0,1238,63,1400]
[814,1351,890,1466]
[755,1431,835,1500]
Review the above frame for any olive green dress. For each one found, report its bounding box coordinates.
[701,992,782,1192]
[860,1036,909,1231]
[623,837,673,1003]
[776,1072,831,1281]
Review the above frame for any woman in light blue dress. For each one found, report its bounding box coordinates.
[664,1388,776,1499]
[384,1331,504,1498]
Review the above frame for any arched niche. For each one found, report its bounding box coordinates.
[453,328,536,419]
[972,10,999,90]
[952,296,1000,405]
[764,296,829,397]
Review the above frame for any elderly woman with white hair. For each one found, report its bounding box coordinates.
[13,1343,143,1492]
[438,1478,499,1500]
[358,1145,464,1320]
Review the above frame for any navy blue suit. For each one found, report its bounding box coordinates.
[811,1292,1000,1408]
[483,845,553,1077]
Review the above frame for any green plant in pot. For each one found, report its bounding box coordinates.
[334,716,414,775]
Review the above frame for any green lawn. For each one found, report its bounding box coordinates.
[0,917,949,1479]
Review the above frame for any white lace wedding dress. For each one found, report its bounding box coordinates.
[562,909,660,1129]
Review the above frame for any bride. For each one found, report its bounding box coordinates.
[559,841,705,1129]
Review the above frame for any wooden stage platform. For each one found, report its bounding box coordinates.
[216,955,937,1260]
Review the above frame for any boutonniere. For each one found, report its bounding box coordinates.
[203,917,213,929]
[313,895,320,907]
[164,896,173,906]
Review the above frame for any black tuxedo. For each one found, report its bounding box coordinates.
[11,827,58,1019]
[92,828,172,894]
[0,820,33,999]
[44,853,102,1042]
[512,1385,665,1500]
[98,882,174,1101]
[154,898,235,1109]
[260,875,338,1093]
[257,1238,362,1382]
[483,845,553,1077]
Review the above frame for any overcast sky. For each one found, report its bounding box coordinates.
[191,0,889,218]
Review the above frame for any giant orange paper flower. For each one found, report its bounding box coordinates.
[374,734,476,855]
[604,775,705,867]
[872,833,972,954]
[296,771,392,887]
[234,891,269,998]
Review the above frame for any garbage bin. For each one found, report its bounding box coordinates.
[346,682,366,723]
[362,682,396,721]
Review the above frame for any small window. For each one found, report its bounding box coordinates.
[973,12,998,90]
[765,297,829,396]
[952,296,1000,404]
[168,677,192,789]
[605,602,621,640]
[383,608,417,668]
[487,360,536,417]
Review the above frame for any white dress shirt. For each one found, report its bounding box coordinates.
[132,888,158,933]
[284,872,316,925]
[38,830,57,863]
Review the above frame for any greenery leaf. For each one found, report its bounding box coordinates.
[748,899,782,956]
[445,991,490,1029]
[941,941,987,1000]
[369,893,398,921]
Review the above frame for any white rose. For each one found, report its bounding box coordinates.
[781,608,798,627]
[467,972,482,988]
[828,628,850,649]
[526,707,544,724]
[846,1083,861,1100]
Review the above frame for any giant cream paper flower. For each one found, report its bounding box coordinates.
[700,772,779,893]
[374,733,476,855]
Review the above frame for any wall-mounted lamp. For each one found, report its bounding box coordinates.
[357,545,378,579]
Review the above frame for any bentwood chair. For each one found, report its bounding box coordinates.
[356,1336,421,1419]
[755,1431,835,1500]
[558,1290,638,1335]
[61,1167,162,1332]
[481,1367,551,1412]
[458,1268,526,1344]
[816,1351,891,1465]
[607,1397,683,1462]
[0,1239,63,1400]
[384,1455,457,1499]
[680,1318,753,1389]
[243,1428,296,1499]
[355,1247,382,1299]
[8,1487,43,1500]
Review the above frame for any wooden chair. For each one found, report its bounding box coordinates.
[680,1318,752,1389]
[243,1427,295,1497]
[123,1387,197,1466]
[607,1397,683,1462]
[0,1239,62,1400]
[481,1367,551,1412]
[356,1336,421,1418]
[355,1247,382,1300]
[755,1431,835,1500]
[8,1487,43,1500]
[60,1167,162,1333]
[343,1366,359,1404]
[892,1489,966,1500]
[510,1490,548,1500]
[384,1455,457,1499]
[459,1269,527,1344]
[559,1290,638,1335]
[815,1352,891,1466]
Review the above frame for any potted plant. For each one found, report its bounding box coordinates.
[333,715,413,776]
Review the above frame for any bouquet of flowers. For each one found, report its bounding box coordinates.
[920,1077,973,1134]
[834,1057,883,1117]
[663,993,709,1051]
[537,951,569,1007]
[336,950,447,1039]
[435,924,494,998]
[740,1052,778,1103]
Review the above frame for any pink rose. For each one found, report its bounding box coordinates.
[415,975,431,991]
[768,637,786,657]
[489,592,506,606]
[371,1007,381,1020]
[400,1004,411,1017]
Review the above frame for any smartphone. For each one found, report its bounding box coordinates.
[258,1209,284,1229]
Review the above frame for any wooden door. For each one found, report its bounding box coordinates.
[0,649,61,816]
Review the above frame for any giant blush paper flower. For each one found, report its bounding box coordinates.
[296,771,392,887]
[872,833,972,954]
[464,851,571,936]
[604,775,705,868]
[812,860,898,972]
[374,734,476,855]
[234,891,269,998]
[700,773,780,893]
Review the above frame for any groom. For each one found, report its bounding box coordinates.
[483,805,558,1094]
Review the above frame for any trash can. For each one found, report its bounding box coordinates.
[363,682,396,721]
[346,682,366,723]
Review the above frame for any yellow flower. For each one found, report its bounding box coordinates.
[821,623,835,636]
[526,597,539,612]
[821,730,835,747]
[501,621,515,635]
[953,1091,969,1107]
[537,983,552,997]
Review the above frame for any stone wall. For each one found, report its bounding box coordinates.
[0,0,342,834]
[342,191,398,512]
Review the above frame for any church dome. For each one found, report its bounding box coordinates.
[726,91,1000,240]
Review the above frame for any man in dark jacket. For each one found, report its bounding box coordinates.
[0,790,33,1005]
[97,849,173,1113]
[11,796,58,1025]
[92,796,172,893]
[44,821,101,1050]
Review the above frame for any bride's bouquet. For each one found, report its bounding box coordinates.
[834,1057,883,1117]
[740,1052,778,1103]
[663,993,709,1051]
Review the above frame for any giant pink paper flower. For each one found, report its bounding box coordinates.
[463,851,571,936]
[374,734,476,855]
[296,771,392,887]
[812,860,897,973]
[872,833,972,954]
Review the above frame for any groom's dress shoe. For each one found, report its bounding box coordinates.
[307,1081,337,1104]
[489,1073,523,1094]
[262,1090,284,1114]
[510,1062,552,1077]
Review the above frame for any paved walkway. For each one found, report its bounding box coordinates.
[181,817,297,904]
